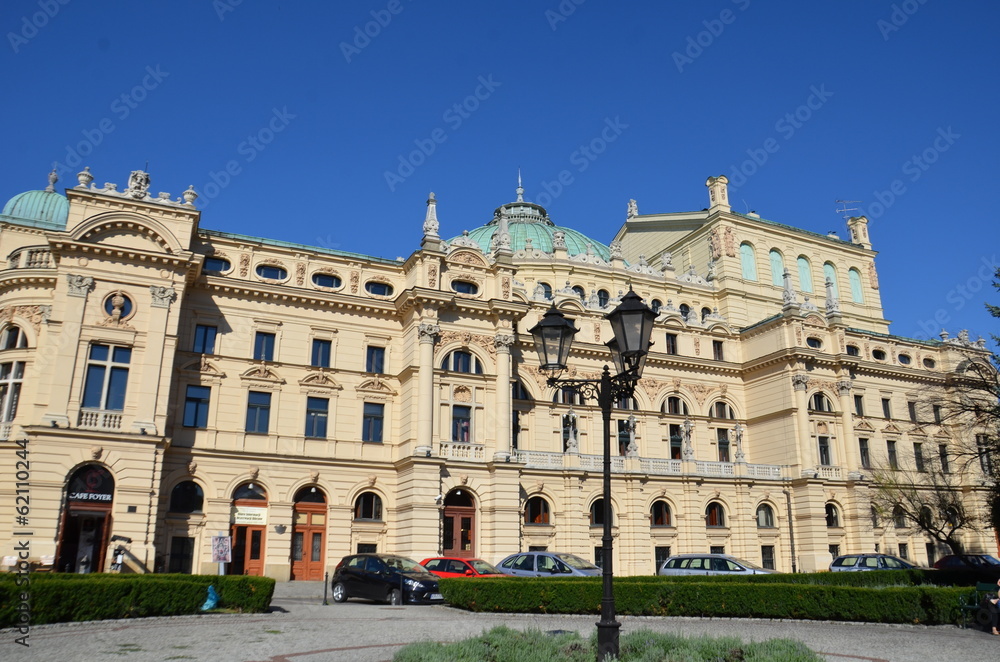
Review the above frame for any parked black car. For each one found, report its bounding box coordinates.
[331,553,443,605]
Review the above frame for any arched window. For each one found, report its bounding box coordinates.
[1,325,27,350]
[512,380,532,401]
[354,492,383,520]
[650,299,662,314]
[597,289,610,307]
[740,243,757,281]
[848,268,864,303]
[614,396,637,410]
[169,481,204,513]
[553,387,582,405]
[662,396,688,416]
[756,504,775,528]
[918,506,933,527]
[678,303,691,320]
[711,401,735,419]
[204,256,230,272]
[294,486,326,503]
[892,505,907,529]
[590,499,612,526]
[769,250,785,287]
[809,393,834,412]
[797,256,813,293]
[538,282,553,299]
[441,350,483,374]
[524,496,550,525]
[706,502,726,527]
[823,263,839,297]
[571,285,586,300]
[944,506,960,527]
[650,500,671,527]
[232,483,267,501]
[870,505,880,528]
[700,307,712,323]
[825,503,840,528]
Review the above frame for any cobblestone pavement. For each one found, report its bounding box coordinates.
[5,581,998,661]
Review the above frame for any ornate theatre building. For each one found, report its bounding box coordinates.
[0,167,993,579]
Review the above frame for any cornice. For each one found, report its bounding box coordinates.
[50,238,198,269]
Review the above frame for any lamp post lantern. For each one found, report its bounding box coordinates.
[528,286,655,661]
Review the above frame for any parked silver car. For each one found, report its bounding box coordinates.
[496,551,601,577]
[658,553,776,576]
[829,553,914,572]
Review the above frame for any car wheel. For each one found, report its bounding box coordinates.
[331,582,347,603]
[975,605,993,628]
[388,588,402,606]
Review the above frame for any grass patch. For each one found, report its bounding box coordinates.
[393,626,821,662]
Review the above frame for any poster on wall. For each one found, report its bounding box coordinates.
[211,536,232,563]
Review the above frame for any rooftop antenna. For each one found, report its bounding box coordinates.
[835,199,861,220]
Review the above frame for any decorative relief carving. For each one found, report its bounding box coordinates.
[723,227,736,257]
[493,334,515,354]
[453,385,472,402]
[837,380,853,395]
[0,305,49,332]
[436,330,497,359]
[295,262,306,286]
[792,374,810,391]
[66,274,94,297]
[418,323,440,343]
[686,382,715,406]
[367,474,377,486]
[502,277,510,299]
[149,285,176,308]
[708,230,721,261]
[241,364,285,383]
[187,461,197,475]
[868,262,879,289]
[350,271,360,294]
[249,466,260,480]
[90,446,103,460]
[693,337,701,356]
[239,254,251,277]
[428,264,438,288]
[449,250,488,267]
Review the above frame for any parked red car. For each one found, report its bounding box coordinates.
[419,557,503,578]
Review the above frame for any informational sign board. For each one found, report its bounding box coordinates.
[232,506,268,525]
[211,536,232,563]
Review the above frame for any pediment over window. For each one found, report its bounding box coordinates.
[240,364,285,384]
[71,212,183,253]
[299,371,342,390]
[357,376,397,396]
[447,249,488,268]
[179,357,225,377]
[882,422,902,434]
[854,419,875,431]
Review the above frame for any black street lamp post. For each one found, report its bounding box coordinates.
[528,288,656,662]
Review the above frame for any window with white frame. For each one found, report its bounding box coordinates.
[81,344,131,411]
[0,361,24,422]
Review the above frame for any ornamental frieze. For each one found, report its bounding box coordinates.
[436,330,497,360]
[0,304,50,332]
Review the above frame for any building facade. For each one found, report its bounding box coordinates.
[0,167,993,580]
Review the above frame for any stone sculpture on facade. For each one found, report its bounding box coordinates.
[627,199,638,219]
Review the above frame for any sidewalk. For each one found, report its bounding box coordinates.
[4,581,998,661]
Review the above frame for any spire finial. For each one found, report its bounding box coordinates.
[423,192,439,238]
[516,168,524,202]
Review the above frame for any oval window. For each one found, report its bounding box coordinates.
[846,345,860,357]
[204,256,230,272]
[806,337,823,349]
[898,354,911,365]
[312,273,342,288]
[452,280,478,295]
[923,357,936,369]
[103,292,133,318]
[256,264,287,280]
[366,281,393,296]
[872,349,886,360]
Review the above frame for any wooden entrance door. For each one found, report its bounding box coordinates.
[230,524,266,576]
[291,503,325,580]
[441,490,476,559]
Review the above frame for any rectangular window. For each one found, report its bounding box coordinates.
[357,543,377,554]
[859,438,871,469]
[669,424,683,460]
[932,405,942,424]
[594,546,604,570]
[913,443,924,472]
[193,324,217,354]
[761,545,775,571]
[881,397,892,420]
[245,391,271,433]
[829,544,840,559]
[939,444,950,473]
[362,402,384,442]
[0,361,24,422]
[717,428,730,462]
[925,542,936,567]
[81,344,131,411]
[853,395,864,416]
[655,546,671,573]
[452,405,471,443]
[183,385,211,428]
[710,546,725,555]
[818,436,831,466]
[512,410,521,451]
[168,537,195,574]
[887,440,898,470]
[664,333,678,355]
[907,401,917,423]
[977,434,992,475]
[712,340,724,361]
[305,396,329,438]
[311,339,332,368]
[254,332,275,361]
[617,420,630,457]
[898,543,909,560]
[366,346,385,374]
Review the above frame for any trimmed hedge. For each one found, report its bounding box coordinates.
[439,576,969,625]
[0,573,274,627]
[614,568,991,588]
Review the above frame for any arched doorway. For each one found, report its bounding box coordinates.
[56,464,115,573]
[442,489,475,559]
[229,482,267,576]
[291,486,326,580]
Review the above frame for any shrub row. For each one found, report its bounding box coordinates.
[614,568,992,588]
[439,577,967,624]
[0,573,274,627]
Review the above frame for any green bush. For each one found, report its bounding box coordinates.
[393,626,822,662]
[0,573,274,626]
[439,576,967,625]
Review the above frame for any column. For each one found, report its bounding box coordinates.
[792,375,815,474]
[493,334,515,460]
[42,274,94,427]
[415,323,439,454]
[132,285,177,434]
[837,380,857,472]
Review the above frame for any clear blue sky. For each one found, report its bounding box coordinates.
[2,0,997,342]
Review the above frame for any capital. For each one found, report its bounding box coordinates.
[792,374,810,391]
[493,334,515,354]
[418,323,440,343]
[836,380,853,395]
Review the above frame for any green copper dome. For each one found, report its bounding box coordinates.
[1,170,69,229]
[447,185,612,262]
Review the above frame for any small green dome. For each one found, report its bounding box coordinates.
[2,171,69,229]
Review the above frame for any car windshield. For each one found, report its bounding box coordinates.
[469,560,501,574]
[728,557,764,571]
[383,556,425,572]
[980,555,1000,566]
[555,553,599,570]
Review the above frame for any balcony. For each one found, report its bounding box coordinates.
[7,247,53,269]
[639,458,683,475]
[695,461,735,477]
[746,463,783,479]
[78,409,122,431]
[513,450,565,469]
[438,442,485,461]
[817,465,843,480]
[580,454,625,473]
